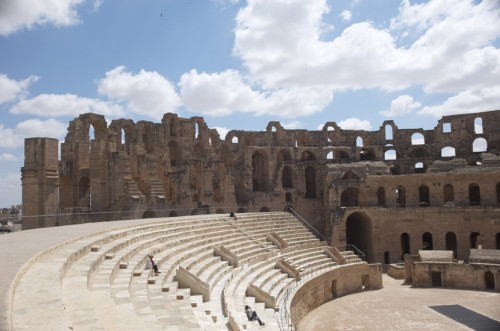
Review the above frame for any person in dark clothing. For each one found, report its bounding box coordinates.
[245,305,265,326]
[148,254,160,276]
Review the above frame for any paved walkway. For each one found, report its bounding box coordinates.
[298,274,500,331]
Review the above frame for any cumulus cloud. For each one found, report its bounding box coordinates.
[338,118,372,130]
[0,125,23,148]
[418,86,500,118]
[98,66,181,120]
[212,127,230,140]
[282,121,302,130]
[180,69,333,118]
[0,74,39,104]
[0,119,67,148]
[10,93,124,117]
[380,95,421,117]
[0,0,84,36]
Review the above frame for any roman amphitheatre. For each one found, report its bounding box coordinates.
[0,109,499,330]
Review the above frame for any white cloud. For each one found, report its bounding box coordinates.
[15,119,67,139]
[380,95,421,117]
[282,121,302,130]
[340,10,352,22]
[10,93,124,117]
[0,0,84,36]
[338,118,372,130]
[418,86,500,118]
[0,125,23,148]
[98,66,181,120]
[0,74,39,104]
[0,153,19,162]
[180,69,333,118]
[212,127,230,140]
[0,173,22,208]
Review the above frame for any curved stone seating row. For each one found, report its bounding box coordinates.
[11,212,341,330]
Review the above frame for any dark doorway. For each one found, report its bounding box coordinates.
[396,186,406,207]
[497,233,500,249]
[384,251,390,264]
[470,232,480,249]
[282,166,293,188]
[377,187,385,207]
[346,212,373,262]
[305,166,316,198]
[401,233,410,259]
[469,183,481,206]
[331,280,338,298]
[341,187,359,207]
[419,185,430,207]
[445,232,457,259]
[143,210,156,219]
[485,271,495,290]
[431,271,442,287]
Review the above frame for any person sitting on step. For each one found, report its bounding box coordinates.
[245,305,265,326]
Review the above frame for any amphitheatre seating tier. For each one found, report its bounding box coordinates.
[3,212,365,331]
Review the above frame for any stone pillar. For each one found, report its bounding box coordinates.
[22,138,59,229]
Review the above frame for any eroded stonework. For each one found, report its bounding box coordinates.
[22,110,500,263]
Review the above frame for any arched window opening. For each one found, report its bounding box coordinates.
[285,192,292,203]
[305,166,316,198]
[396,186,406,207]
[252,151,269,192]
[301,151,316,161]
[356,136,363,147]
[385,125,393,140]
[121,128,126,144]
[419,185,430,207]
[341,187,359,207]
[209,138,212,146]
[443,184,454,204]
[401,233,410,259]
[469,183,481,206]
[271,125,277,132]
[232,136,239,144]
[278,150,292,162]
[342,170,359,180]
[445,232,457,259]
[282,166,293,188]
[474,117,483,134]
[195,122,200,139]
[384,150,396,160]
[78,176,91,209]
[89,124,95,141]
[377,187,385,207]
[441,146,456,157]
[390,164,401,175]
[473,138,487,152]
[443,122,451,133]
[359,148,375,161]
[411,132,425,145]
[415,162,425,174]
[470,232,480,249]
[326,151,334,160]
[422,232,433,250]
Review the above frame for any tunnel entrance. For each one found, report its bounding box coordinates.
[346,212,373,262]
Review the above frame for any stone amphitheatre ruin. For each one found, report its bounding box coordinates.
[0,109,498,330]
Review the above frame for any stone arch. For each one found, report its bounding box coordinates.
[377,187,385,207]
[301,150,316,161]
[422,232,433,250]
[168,141,182,166]
[445,232,457,258]
[305,166,316,198]
[443,184,454,204]
[282,166,293,189]
[341,187,359,207]
[277,150,292,161]
[441,146,456,157]
[419,185,430,206]
[469,183,481,206]
[252,150,269,192]
[346,212,373,262]
[473,138,487,152]
[78,176,91,209]
[326,151,334,160]
[143,210,156,219]
[384,149,397,160]
[411,132,425,145]
[356,136,363,147]
[390,164,401,175]
[470,232,480,249]
[385,124,393,140]
[342,170,359,180]
[414,162,426,173]
[359,148,375,161]
[401,233,410,259]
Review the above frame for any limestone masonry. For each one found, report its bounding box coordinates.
[22,109,500,263]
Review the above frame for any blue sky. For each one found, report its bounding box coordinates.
[0,0,499,207]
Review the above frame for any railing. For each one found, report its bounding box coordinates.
[285,206,330,245]
[277,263,335,331]
[334,244,366,261]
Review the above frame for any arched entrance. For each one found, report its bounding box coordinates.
[345,212,373,262]
[422,232,433,250]
[485,271,495,290]
[341,187,359,207]
[401,233,410,260]
[445,232,457,258]
[143,210,156,219]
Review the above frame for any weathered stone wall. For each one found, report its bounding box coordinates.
[21,110,500,264]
